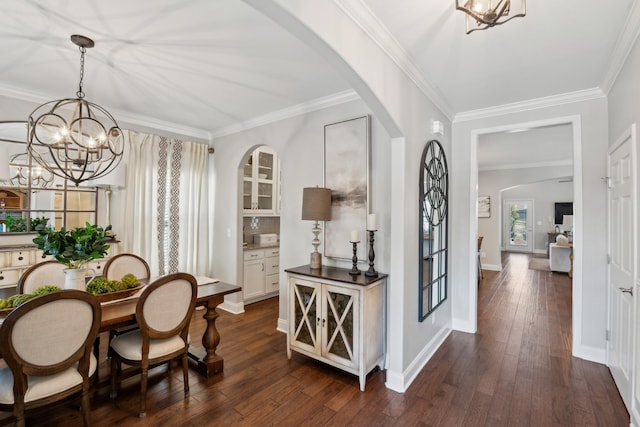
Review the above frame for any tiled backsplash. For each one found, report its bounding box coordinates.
[243,216,280,244]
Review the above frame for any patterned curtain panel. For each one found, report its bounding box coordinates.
[123,131,210,276]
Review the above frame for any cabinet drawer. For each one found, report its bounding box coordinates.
[265,273,279,293]
[244,249,264,261]
[11,250,32,266]
[35,250,54,263]
[0,269,21,288]
[0,252,8,268]
[87,259,108,276]
[265,257,279,276]
[265,248,279,258]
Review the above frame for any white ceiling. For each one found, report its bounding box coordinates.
[0,0,637,144]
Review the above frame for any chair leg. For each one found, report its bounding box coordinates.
[182,354,190,397]
[81,388,91,426]
[109,356,118,399]
[139,367,148,418]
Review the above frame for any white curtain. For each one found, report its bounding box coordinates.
[123,131,210,276]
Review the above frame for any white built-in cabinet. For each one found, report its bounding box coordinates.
[243,247,279,302]
[285,265,386,391]
[243,147,280,216]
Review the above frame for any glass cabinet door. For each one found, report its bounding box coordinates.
[322,284,358,369]
[290,279,321,353]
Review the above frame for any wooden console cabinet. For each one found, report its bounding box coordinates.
[285,265,387,391]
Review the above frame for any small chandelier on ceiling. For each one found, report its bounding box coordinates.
[28,35,124,186]
[456,0,526,34]
[9,153,54,188]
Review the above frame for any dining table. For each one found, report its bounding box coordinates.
[1,276,241,378]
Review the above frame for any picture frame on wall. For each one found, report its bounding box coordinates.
[478,195,491,218]
[324,115,371,260]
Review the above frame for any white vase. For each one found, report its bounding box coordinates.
[63,267,96,291]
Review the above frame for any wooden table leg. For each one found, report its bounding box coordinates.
[188,295,224,377]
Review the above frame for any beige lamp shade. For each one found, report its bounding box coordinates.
[302,187,332,221]
[562,215,573,226]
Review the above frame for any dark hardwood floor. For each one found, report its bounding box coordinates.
[3,252,629,426]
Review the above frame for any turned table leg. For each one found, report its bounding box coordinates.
[188,295,224,377]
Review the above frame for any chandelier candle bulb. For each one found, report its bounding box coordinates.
[350,230,360,243]
[367,213,378,231]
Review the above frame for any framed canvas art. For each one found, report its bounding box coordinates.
[324,115,371,260]
[478,195,491,218]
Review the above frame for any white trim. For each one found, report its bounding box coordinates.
[600,0,640,94]
[334,0,454,119]
[217,300,245,315]
[479,159,573,172]
[573,343,606,364]
[469,115,584,359]
[455,89,605,123]
[482,263,502,271]
[384,324,452,393]
[211,89,360,138]
[277,317,288,334]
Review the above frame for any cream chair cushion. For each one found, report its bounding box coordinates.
[0,355,97,404]
[110,331,188,360]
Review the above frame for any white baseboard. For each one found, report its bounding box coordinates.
[452,317,476,333]
[631,406,639,427]
[572,343,606,364]
[385,323,452,393]
[277,317,287,334]
[217,300,245,315]
[482,263,502,271]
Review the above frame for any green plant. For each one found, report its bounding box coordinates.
[33,222,111,269]
[4,216,26,232]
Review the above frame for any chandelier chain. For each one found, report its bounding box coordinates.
[77,45,86,99]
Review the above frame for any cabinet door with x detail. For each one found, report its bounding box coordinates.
[289,279,321,356]
[322,284,359,370]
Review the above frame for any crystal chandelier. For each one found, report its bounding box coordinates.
[28,35,124,186]
[456,0,526,34]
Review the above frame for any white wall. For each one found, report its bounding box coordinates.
[478,166,573,269]
[452,96,609,362]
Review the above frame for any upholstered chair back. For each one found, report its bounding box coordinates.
[17,260,66,294]
[137,273,196,339]
[104,253,151,281]
[0,290,101,426]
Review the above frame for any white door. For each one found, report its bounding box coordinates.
[503,199,534,252]
[607,125,636,412]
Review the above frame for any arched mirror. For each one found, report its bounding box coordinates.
[419,139,449,321]
[0,121,98,233]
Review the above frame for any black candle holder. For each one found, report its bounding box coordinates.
[365,230,378,277]
[349,241,361,276]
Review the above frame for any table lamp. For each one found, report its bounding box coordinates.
[301,187,332,269]
[563,214,573,242]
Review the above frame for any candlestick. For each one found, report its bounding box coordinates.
[365,230,378,277]
[350,229,360,243]
[349,241,361,276]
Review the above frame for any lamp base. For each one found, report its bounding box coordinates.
[310,251,322,269]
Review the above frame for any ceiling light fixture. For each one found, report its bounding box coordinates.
[28,35,124,186]
[9,153,54,188]
[456,0,526,34]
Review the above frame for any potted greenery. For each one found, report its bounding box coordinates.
[33,222,111,290]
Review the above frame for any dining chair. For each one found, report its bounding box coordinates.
[16,260,66,294]
[102,253,151,282]
[0,290,101,427]
[108,272,197,418]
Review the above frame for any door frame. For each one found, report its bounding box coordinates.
[502,198,534,253]
[468,115,582,354]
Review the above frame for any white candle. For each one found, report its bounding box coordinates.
[367,213,378,231]
[350,229,360,242]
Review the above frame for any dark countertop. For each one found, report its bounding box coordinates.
[243,243,279,251]
[285,264,387,286]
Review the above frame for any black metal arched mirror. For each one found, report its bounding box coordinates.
[419,139,448,321]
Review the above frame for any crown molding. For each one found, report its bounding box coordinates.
[454,88,606,123]
[210,89,360,138]
[600,0,640,94]
[479,159,573,172]
[334,0,454,120]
